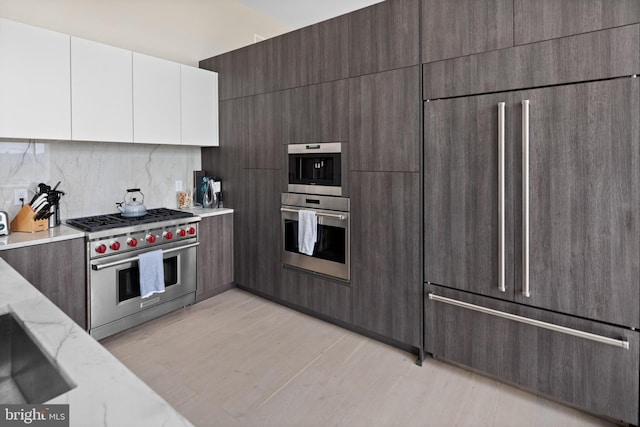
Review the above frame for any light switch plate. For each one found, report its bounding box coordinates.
[175,180,183,192]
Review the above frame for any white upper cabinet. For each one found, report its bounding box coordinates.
[71,37,133,142]
[181,65,219,146]
[0,19,218,146]
[133,53,181,145]
[0,19,71,140]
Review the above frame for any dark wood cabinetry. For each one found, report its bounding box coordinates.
[0,238,86,329]
[516,79,640,328]
[282,79,348,145]
[203,0,640,421]
[202,98,246,209]
[348,0,419,77]
[277,16,349,90]
[424,91,515,300]
[280,268,351,324]
[350,171,421,347]
[421,0,513,63]
[514,0,640,45]
[423,25,640,99]
[425,78,640,329]
[234,169,283,296]
[349,66,420,172]
[425,284,639,425]
[245,91,283,170]
[196,214,234,302]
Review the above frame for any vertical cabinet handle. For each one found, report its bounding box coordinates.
[522,100,531,298]
[498,102,506,293]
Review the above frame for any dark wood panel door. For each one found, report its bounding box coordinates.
[349,66,421,172]
[202,97,247,209]
[425,284,639,425]
[351,171,421,347]
[280,268,351,324]
[196,214,234,302]
[245,91,283,170]
[276,15,349,90]
[424,92,517,300]
[514,0,640,45]
[349,0,420,77]
[1,239,86,329]
[234,169,283,297]
[421,0,513,63]
[423,25,640,100]
[517,79,640,328]
[282,79,348,145]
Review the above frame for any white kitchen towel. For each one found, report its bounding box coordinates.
[138,250,165,298]
[298,209,317,256]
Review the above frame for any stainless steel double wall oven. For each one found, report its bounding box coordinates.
[283,142,350,281]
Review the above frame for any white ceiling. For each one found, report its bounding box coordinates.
[236,0,384,29]
[0,0,383,66]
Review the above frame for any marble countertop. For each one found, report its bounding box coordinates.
[0,258,193,426]
[0,224,86,251]
[0,207,234,251]
[181,206,234,218]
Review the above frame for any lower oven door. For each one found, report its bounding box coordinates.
[89,240,197,333]
[282,206,350,281]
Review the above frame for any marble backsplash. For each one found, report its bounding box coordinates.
[0,140,201,221]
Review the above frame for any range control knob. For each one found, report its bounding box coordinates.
[178,229,187,237]
[188,227,196,235]
[95,244,107,254]
[163,231,173,240]
[110,241,121,251]
[127,238,138,247]
[146,234,157,243]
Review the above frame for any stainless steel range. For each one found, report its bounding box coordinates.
[67,208,200,340]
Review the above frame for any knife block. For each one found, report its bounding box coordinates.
[10,205,48,233]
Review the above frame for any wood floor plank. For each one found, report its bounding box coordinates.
[102,289,617,427]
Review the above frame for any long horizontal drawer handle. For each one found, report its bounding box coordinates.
[91,242,200,271]
[428,293,629,350]
[281,207,346,220]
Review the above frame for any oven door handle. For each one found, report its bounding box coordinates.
[280,207,346,220]
[91,242,200,271]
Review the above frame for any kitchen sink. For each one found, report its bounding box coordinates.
[0,313,74,404]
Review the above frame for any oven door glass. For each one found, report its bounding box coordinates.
[289,153,341,187]
[284,219,345,263]
[282,208,350,281]
[117,256,179,303]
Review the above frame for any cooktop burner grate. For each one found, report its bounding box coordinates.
[67,208,194,232]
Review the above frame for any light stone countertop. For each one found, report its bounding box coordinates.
[0,207,234,251]
[180,206,234,218]
[0,224,86,251]
[0,258,193,427]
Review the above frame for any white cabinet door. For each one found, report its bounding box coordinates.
[0,19,71,140]
[133,53,181,145]
[181,65,219,146]
[71,37,133,142]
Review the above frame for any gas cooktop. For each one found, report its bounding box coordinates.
[66,208,194,232]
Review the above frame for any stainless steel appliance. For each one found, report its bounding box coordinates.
[0,211,9,236]
[203,178,222,208]
[67,208,200,340]
[281,193,350,281]
[288,143,342,196]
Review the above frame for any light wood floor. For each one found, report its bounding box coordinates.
[102,289,616,427]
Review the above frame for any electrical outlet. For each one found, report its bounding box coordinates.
[14,189,28,206]
[175,180,183,192]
